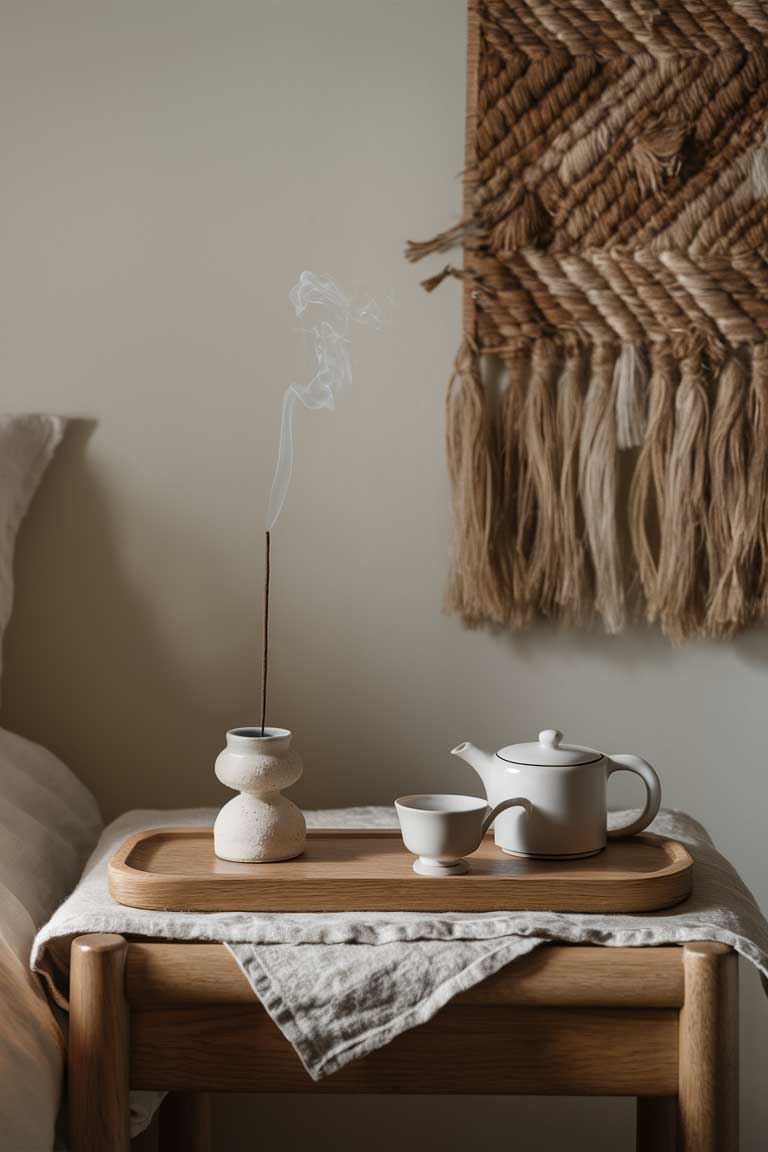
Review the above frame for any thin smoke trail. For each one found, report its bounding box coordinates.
[265,271,385,531]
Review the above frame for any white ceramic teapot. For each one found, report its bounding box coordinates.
[451,728,661,859]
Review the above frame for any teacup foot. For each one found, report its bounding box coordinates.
[413,857,469,877]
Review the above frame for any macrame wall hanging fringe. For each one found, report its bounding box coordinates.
[408,0,768,642]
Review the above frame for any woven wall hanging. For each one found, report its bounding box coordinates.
[408,0,768,641]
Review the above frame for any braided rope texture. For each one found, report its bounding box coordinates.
[409,0,768,640]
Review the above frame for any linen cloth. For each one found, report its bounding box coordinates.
[33,806,768,1098]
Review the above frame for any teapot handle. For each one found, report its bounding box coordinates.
[606,754,661,839]
[481,796,532,837]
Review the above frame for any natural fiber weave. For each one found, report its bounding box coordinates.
[409,0,768,640]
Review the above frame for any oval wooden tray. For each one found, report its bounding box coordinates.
[108,827,693,913]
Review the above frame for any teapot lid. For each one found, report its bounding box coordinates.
[497,729,601,767]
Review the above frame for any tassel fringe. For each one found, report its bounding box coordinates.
[405,221,470,264]
[748,344,768,619]
[615,344,649,450]
[706,355,749,636]
[556,340,592,626]
[579,344,624,634]
[518,339,561,616]
[444,340,503,627]
[497,344,531,628]
[628,344,675,620]
[442,336,768,640]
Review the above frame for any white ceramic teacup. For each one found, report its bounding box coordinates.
[394,793,531,876]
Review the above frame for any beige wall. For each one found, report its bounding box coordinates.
[1,2,766,1147]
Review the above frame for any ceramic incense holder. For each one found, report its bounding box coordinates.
[213,727,306,862]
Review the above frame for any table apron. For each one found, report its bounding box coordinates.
[130,1002,680,1096]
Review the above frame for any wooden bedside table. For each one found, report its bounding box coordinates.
[68,936,738,1152]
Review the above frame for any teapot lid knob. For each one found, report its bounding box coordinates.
[539,729,563,749]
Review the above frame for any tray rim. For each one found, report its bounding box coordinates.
[109,825,693,888]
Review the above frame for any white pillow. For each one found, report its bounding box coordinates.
[0,414,65,694]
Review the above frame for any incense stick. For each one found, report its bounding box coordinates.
[260,530,270,736]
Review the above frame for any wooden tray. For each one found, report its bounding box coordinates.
[108,828,693,913]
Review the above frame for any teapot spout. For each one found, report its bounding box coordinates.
[451,741,495,792]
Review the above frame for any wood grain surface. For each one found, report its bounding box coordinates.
[678,942,739,1151]
[125,942,685,1008]
[69,934,131,1152]
[108,826,693,913]
[130,1002,679,1096]
[67,934,736,1149]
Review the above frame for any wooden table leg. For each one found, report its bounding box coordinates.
[637,1096,676,1151]
[69,934,130,1152]
[159,1092,212,1152]
[678,942,739,1152]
